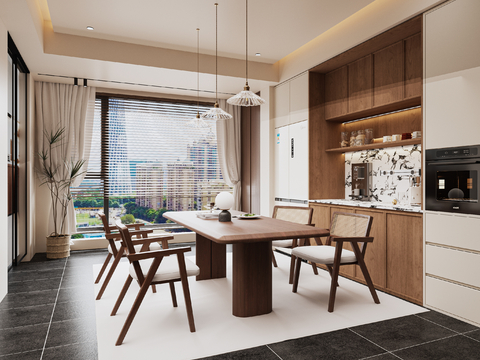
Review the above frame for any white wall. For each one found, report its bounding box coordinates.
[0,19,9,301]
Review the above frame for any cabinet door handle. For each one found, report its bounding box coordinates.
[291,138,294,158]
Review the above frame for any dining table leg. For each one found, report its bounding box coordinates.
[232,241,272,317]
[195,233,226,280]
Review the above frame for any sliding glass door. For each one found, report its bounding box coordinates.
[8,34,29,267]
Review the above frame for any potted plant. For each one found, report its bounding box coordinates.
[37,127,85,259]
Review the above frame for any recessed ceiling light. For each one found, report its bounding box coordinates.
[86,26,94,30]
[255,53,261,56]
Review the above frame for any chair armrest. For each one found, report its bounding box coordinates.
[128,229,153,236]
[126,223,145,229]
[127,246,191,262]
[106,233,122,240]
[329,235,374,243]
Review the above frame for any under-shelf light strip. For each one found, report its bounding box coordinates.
[343,106,421,124]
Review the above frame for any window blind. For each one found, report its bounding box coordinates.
[73,94,232,224]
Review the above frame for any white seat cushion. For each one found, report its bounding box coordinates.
[292,246,357,265]
[108,241,161,255]
[129,255,200,282]
[272,239,293,248]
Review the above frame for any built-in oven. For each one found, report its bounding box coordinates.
[426,145,480,215]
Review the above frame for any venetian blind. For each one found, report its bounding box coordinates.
[73,94,232,212]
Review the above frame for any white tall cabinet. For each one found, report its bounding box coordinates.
[424,0,480,326]
[273,72,309,206]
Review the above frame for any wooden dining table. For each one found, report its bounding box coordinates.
[163,211,330,317]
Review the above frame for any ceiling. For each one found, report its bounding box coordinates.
[0,0,439,99]
[46,0,374,64]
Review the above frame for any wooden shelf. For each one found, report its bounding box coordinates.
[325,96,421,123]
[326,138,421,153]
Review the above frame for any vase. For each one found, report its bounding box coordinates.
[46,234,71,259]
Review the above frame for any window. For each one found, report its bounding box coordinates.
[72,94,231,230]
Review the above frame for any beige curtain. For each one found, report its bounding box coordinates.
[217,99,241,210]
[35,82,96,235]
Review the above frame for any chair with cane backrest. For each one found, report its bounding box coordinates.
[292,212,380,312]
[271,206,319,284]
[95,213,173,300]
[112,220,199,346]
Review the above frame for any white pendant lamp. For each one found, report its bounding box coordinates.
[188,28,210,128]
[201,3,233,120]
[227,0,265,107]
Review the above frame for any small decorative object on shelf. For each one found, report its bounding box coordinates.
[392,134,402,142]
[365,128,373,144]
[383,135,392,143]
[402,132,412,140]
[215,191,234,222]
[412,131,421,139]
[350,131,357,147]
[341,131,349,147]
[355,129,365,146]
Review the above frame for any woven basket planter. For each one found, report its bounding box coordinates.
[46,235,71,259]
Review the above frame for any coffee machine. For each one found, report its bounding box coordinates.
[350,163,371,201]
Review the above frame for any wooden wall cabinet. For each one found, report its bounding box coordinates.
[348,55,373,113]
[325,66,348,120]
[309,203,423,304]
[404,33,422,99]
[373,41,405,107]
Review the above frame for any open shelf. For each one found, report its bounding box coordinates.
[326,138,421,153]
[325,97,421,123]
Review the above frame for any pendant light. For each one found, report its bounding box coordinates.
[188,28,210,128]
[201,3,233,120]
[227,0,265,106]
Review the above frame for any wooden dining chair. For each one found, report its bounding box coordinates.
[112,220,200,346]
[95,213,173,300]
[292,212,380,312]
[271,206,318,283]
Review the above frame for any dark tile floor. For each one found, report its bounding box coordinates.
[1,249,479,360]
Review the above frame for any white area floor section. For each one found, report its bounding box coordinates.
[94,253,427,360]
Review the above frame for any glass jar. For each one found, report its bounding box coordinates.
[350,131,357,147]
[356,129,365,146]
[340,131,349,147]
[365,128,373,144]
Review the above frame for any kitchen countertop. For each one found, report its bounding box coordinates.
[309,199,423,213]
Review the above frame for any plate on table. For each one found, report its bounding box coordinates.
[239,213,260,219]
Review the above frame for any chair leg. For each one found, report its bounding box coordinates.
[111,275,133,316]
[292,256,302,293]
[327,244,343,313]
[326,265,339,287]
[310,262,318,275]
[151,284,157,293]
[97,247,124,300]
[95,253,112,284]
[177,255,196,332]
[271,248,278,267]
[169,282,178,307]
[352,243,380,305]
[115,277,152,346]
[288,254,296,284]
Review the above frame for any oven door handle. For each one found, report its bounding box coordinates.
[427,160,480,166]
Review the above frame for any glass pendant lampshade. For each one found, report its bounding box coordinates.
[201,3,233,120]
[188,28,211,128]
[227,0,265,107]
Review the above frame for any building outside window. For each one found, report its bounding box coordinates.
[72,95,232,235]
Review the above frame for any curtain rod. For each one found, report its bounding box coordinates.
[37,73,236,96]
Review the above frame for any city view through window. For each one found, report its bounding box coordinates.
[72,96,232,235]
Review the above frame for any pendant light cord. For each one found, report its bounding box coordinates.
[196,28,200,113]
[246,0,248,84]
[215,3,218,103]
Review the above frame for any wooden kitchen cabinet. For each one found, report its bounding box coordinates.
[309,203,423,304]
[404,33,422,99]
[386,213,423,303]
[374,41,404,107]
[348,55,373,113]
[325,66,348,120]
[354,209,386,288]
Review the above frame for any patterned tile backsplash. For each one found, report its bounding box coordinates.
[344,144,422,204]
